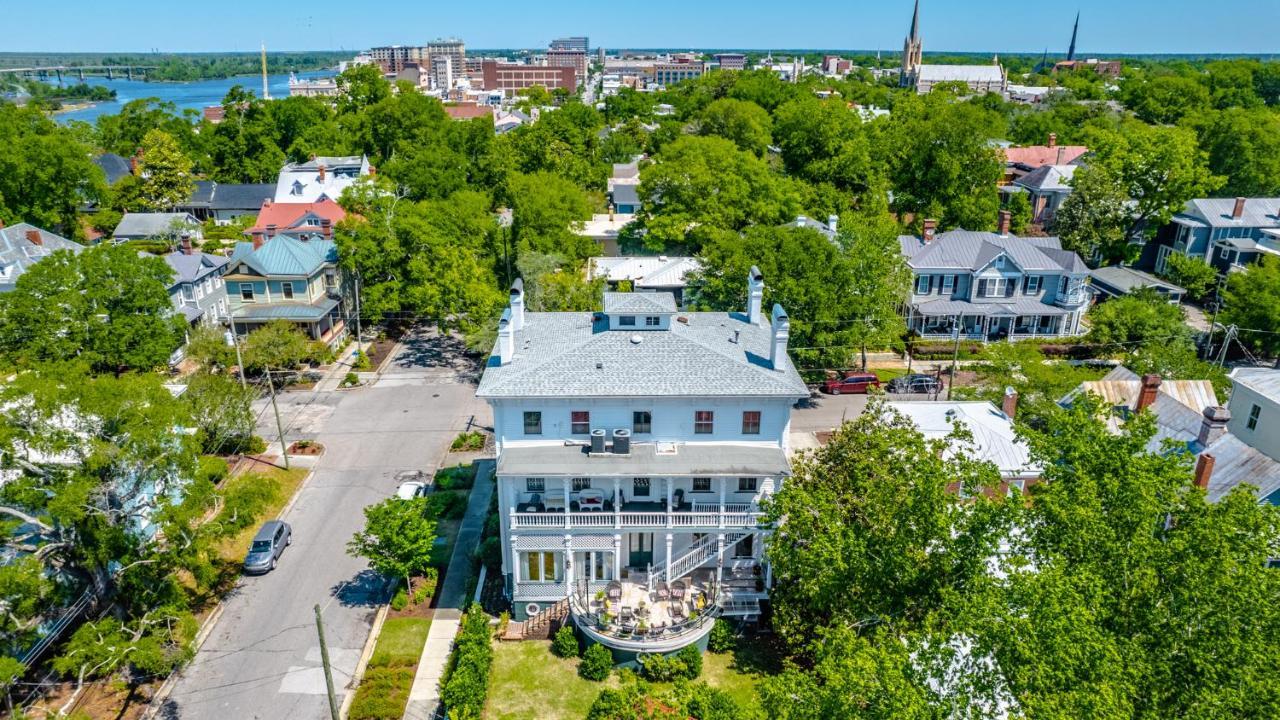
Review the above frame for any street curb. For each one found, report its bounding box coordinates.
[340,599,391,720]
[141,464,318,719]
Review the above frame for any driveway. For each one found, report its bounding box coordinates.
[161,330,490,720]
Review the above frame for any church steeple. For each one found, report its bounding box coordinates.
[1067,11,1080,61]
[901,0,924,87]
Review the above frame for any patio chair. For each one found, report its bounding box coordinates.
[606,581,623,601]
[620,606,634,623]
[672,488,686,511]
[670,580,686,600]
[519,493,543,513]
[654,581,670,602]
[670,602,686,621]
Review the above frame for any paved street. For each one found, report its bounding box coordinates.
[161,330,489,720]
[791,391,871,433]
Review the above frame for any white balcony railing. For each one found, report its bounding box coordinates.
[510,508,765,530]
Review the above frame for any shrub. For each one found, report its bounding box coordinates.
[497,611,510,638]
[676,645,702,679]
[347,664,416,720]
[352,351,372,370]
[478,537,503,571]
[390,588,408,611]
[427,492,467,520]
[240,435,268,455]
[552,625,579,658]
[435,464,476,490]
[196,455,229,485]
[579,643,613,681]
[441,605,494,718]
[708,619,736,653]
[450,431,486,452]
[342,372,360,388]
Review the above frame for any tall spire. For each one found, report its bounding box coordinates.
[1067,11,1079,61]
[909,0,921,41]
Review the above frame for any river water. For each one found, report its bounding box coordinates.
[52,70,334,124]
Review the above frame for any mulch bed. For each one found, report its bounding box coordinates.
[389,575,438,620]
[287,441,323,455]
[363,336,398,370]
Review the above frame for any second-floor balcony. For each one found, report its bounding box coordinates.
[510,499,763,530]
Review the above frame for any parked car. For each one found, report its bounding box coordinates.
[396,480,429,499]
[821,372,882,395]
[243,520,291,574]
[886,374,943,395]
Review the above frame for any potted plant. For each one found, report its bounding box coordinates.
[637,619,648,633]
[595,590,605,603]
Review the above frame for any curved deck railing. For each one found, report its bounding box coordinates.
[567,579,720,652]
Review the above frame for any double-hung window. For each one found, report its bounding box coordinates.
[526,478,545,493]
[1248,403,1262,431]
[523,411,542,435]
[915,275,932,294]
[941,275,956,294]
[524,551,557,582]
[1024,275,1041,294]
[692,477,712,493]
[282,281,295,300]
[240,284,255,302]
[694,411,714,434]
[741,411,761,435]
[633,411,652,434]
[572,477,592,491]
[633,477,651,497]
[738,477,758,492]
[571,411,590,434]
[645,316,661,326]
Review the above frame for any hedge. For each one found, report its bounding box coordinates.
[441,604,494,719]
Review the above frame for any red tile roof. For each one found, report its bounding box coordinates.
[247,197,346,235]
[1003,144,1088,169]
[444,104,494,121]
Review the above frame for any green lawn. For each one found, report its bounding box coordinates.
[484,640,766,720]
[349,617,432,720]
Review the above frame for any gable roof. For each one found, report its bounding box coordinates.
[113,212,200,238]
[603,291,677,314]
[1003,144,1088,169]
[93,153,132,185]
[444,104,494,121]
[228,236,337,277]
[274,155,370,204]
[1178,198,1280,229]
[589,256,702,289]
[611,184,641,206]
[1015,164,1077,192]
[900,230,1087,273]
[247,198,346,235]
[163,251,228,285]
[886,401,1039,479]
[0,223,84,292]
[476,310,808,399]
[917,64,1005,83]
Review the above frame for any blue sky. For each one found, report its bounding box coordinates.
[8,0,1278,54]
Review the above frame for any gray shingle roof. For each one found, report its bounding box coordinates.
[1015,164,1076,192]
[93,153,131,185]
[0,224,84,292]
[163,251,228,285]
[603,291,676,314]
[1089,265,1184,295]
[210,183,275,211]
[477,310,809,399]
[611,184,641,206]
[901,230,1086,273]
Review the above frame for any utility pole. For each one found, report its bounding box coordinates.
[265,369,290,470]
[947,318,962,401]
[353,271,364,361]
[1215,325,1236,368]
[224,326,247,391]
[314,604,339,720]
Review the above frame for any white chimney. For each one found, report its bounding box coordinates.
[747,266,764,325]
[828,214,838,235]
[509,278,525,332]
[497,309,514,365]
[769,304,790,371]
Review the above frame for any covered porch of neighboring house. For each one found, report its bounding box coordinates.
[231,298,346,347]
[910,304,1074,342]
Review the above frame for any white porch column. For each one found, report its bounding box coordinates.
[563,535,573,597]
[716,533,725,586]
[666,478,674,528]
[718,477,726,529]
[563,480,572,529]
[510,536,520,584]
[613,477,621,529]
[665,533,673,577]
[613,534,622,580]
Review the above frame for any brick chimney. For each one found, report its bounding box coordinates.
[1232,197,1246,219]
[25,229,42,246]
[266,223,277,240]
[317,164,327,183]
[180,233,194,255]
[997,210,1011,236]
[1001,386,1018,419]
[1193,453,1215,491]
[1197,406,1231,448]
[252,234,265,250]
[1136,374,1161,412]
[922,219,938,244]
[321,218,332,238]
[1047,132,1057,148]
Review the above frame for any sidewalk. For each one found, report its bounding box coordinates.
[403,459,495,720]
[315,341,364,392]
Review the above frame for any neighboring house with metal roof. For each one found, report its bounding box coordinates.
[1089,265,1185,304]
[273,155,371,204]
[1062,367,1280,505]
[163,238,229,327]
[588,255,703,307]
[223,235,346,346]
[575,213,635,256]
[245,197,346,245]
[1142,197,1280,276]
[477,268,808,646]
[0,223,84,293]
[886,397,1040,491]
[176,181,276,224]
[784,214,839,240]
[900,221,1091,341]
[1010,164,1077,224]
[610,183,642,214]
[112,212,202,244]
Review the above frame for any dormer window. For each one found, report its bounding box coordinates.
[291,180,304,196]
[645,316,660,326]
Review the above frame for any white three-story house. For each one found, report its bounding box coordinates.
[477,268,808,654]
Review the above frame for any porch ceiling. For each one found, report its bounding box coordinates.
[496,443,790,478]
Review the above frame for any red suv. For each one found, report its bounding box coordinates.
[821,372,881,395]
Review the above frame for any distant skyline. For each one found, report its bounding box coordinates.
[8,0,1278,55]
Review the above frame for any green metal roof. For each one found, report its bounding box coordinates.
[235,297,339,322]
[229,236,337,277]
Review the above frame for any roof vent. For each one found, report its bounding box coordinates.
[595,361,604,370]
[676,316,689,324]
[630,334,642,344]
